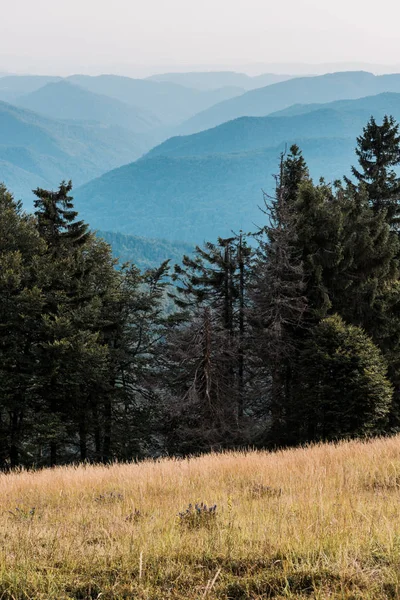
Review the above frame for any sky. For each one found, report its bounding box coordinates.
[1,0,400,76]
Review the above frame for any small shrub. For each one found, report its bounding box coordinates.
[125,508,142,523]
[8,506,36,521]
[94,491,123,504]
[179,502,217,529]
[249,483,282,498]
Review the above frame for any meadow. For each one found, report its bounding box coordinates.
[2,437,400,599]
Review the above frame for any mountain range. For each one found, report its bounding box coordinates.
[73,89,400,244]
[74,137,356,244]
[0,100,153,207]
[15,80,160,133]
[3,69,400,247]
[178,71,400,134]
[146,71,294,91]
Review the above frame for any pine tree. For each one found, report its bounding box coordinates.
[0,185,44,467]
[250,153,307,444]
[349,115,400,223]
[282,144,310,202]
[32,182,111,465]
[293,180,344,321]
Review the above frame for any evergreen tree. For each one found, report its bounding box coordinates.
[296,314,393,441]
[293,180,344,321]
[281,144,310,202]
[32,182,112,465]
[251,163,307,444]
[0,185,44,467]
[171,235,252,424]
[349,115,400,223]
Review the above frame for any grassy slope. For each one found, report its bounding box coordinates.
[1,436,400,598]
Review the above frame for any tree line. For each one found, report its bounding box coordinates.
[1,115,400,468]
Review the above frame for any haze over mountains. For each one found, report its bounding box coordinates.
[146,71,294,91]
[3,68,400,256]
[178,71,400,134]
[15,80,160,133]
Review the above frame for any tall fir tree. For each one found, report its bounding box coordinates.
[349,115,400,224]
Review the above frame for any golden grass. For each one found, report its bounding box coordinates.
[2,437,400,599]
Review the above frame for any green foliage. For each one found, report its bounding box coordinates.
[351,115,400,221]
[296,314,393,441]
[4,113,400,465]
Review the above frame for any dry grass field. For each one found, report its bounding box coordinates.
[2,437,400,599]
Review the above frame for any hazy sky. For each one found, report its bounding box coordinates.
[2,0,400,75]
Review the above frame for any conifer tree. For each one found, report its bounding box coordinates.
[349,115,400,223]
[163,306,240,454]
[250,152,307,444]
[32,182,111,465]
[297,314,393,441]
[0,185,44,467]
[282,144,310,202]
[171,235,252,423]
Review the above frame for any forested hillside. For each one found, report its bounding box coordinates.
[2,115,400,468]
[98,230,193,270]
[0,100,153,207]
[74,137,355,243]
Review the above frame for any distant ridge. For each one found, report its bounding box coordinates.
[0,75,62,102]
[66,74,245,127]
[0,99,154,207]
[147,71,294,91]
[146,92,400,160]
[178,71,400,134]
[15,80,161,133]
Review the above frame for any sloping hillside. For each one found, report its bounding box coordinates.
[0,100,156,207]
[144,109,374,160]
[74,137,355,243]
[15,80,160,133]
[270,91,400,117]
[0,75,61,102]
[179,71,400,134]
[98,230,193,270]
[2,436,400,599]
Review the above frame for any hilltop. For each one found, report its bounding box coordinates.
[66,74,244,127]
[1,435,400,599]
[15,80,160,133]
